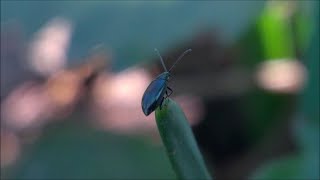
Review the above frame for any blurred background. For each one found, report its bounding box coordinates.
[1,1,319,179]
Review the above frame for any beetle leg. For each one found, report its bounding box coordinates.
[161,88,172,110]
[159,97,164,109]
[164,88,171,99]
[167,86,173,97]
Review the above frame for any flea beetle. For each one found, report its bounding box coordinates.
[141,48,192,116]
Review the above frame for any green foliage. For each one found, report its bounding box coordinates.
[155,99,212,180]
[236,1,313,144]
[8,121,175,179]
[258,2,295,59]
[250,1,319,179]
[251,119,319,179]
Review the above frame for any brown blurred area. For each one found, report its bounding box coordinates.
[1,21,210,171]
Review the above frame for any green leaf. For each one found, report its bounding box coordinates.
[236,1,312,143]
[7,121,175,179]
[258,1,295,59]
[250,1,319,179]
[155,98,212,180]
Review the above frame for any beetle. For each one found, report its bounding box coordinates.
[141,48,192,116]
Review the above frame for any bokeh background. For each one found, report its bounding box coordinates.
[1,1,319,179]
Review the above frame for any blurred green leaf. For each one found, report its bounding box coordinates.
[258,1,295,59]
[251,154,303,179]
[8,121,175,179]
[251,119,319,179]
[236,1,302,143]
[155,99,212,180]
[250,1,319,179]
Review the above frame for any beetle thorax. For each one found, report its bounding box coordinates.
[156,72,170,81]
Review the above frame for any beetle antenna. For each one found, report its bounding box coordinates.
[154,48,168,72]
[169,49,192,72]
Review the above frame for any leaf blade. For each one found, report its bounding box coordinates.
[155,98,212,180]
